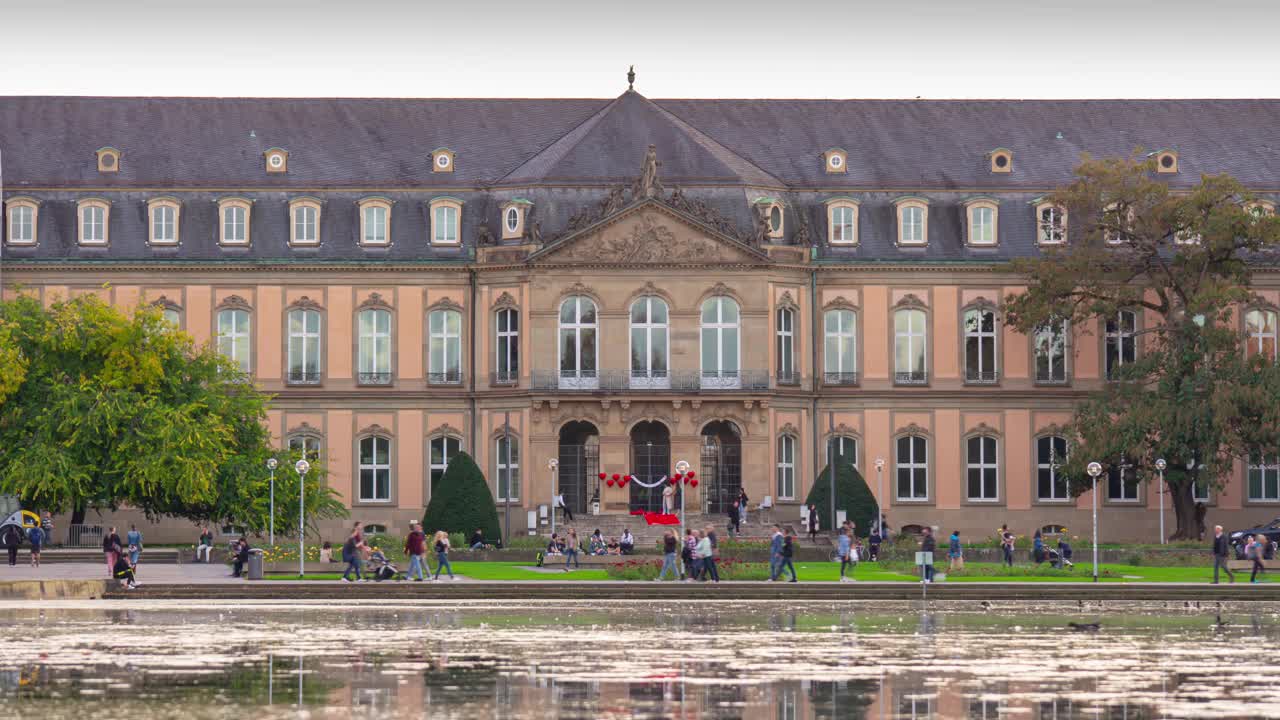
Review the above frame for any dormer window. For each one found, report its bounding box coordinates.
[1103,203,1133,245]
[77,198,110,246]
[218,197,252,246]
[1247,200,1276,217]
[989,148,1013,174]
[755,199,785,240]
[894,197,929,246]
[825,198,859,245]
[264,148,288,173]
[358,197,393,246]
[432,148,455,173]
[823,148,848,174]
[500,199,532,240]
[429,197,463,245]
[4,197,39,246]
[289,197,322,246]
[964,198,999,246]
[1154,150,1178,174]
[1035,201,1067,245]
[96,147,121,173]
[147,197,181,246]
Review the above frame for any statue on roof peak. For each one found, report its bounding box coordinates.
[634,144,663,199]
[627,65,636,91]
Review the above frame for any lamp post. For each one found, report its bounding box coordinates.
[295,458,310,578]
[1155,458,1167,545]
[548,457,559,539]
[266,458,278,546]
[675,460,690,569]
[1087,461,1103,583]
[874,458,885,536]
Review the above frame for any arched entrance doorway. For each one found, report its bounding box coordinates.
[558,421,599,515]
[701,420,742,514]
[630,421,671,513]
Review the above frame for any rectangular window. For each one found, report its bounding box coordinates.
[496,436,520,501]
[776,307,795,383]
[1105,311,1137,379]
[429,435,461,497]
[429,309,462,384]
[1038,205,1065,244]
[1107,464,1139,502]
[896,435,928,501]
[1037,436,1069,501]
[80,205,106,245]
[1246,309,1278,363]
[358,436,392,502]
[969,206,995,245]
[830,205,856,244]
[894,309,927,384]
[363,206,388,245]
[287,309,322,384]
[434,205,459,244]
[1248,456,1280,502]
[357,309,392,384]
[964,308,997,383]
[900,206,924,244]
[151,205,176,244]
[216,308,251,373]
[8,205,34,244]
[495,308,519,384]
[824,309,857,384]
[288,435,321,462]
[293,205,318,245]
[776,435,795,499]
[1034,320,1068,383]
[222,205,247,245]
[966,436,998,501]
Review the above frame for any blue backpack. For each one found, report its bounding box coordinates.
[28,526,44,545]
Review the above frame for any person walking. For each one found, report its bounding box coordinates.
[404,523,427,581]
[103,527,122,577]
[126,524,143,567]
[27,523,44,568]
[1,524,21,567]
[837,528,854,582]
[564,529,581,571]
[868,527,882,562]
[737,488,750,526]
[196,526,214,562]
[947,530,963,572]
[656,530,679,581]
[768,525,784,581]
[433,530,456,581]
[1249,533,1267,584]
[727,501,741,538]
[704,525,721,582]
[1211,524,1235,584]
[778,529,798,582]
[1032,530,1047,565]
[1000,524,1015,567]
[806,504,819,543]
[920,527,937,583]
[682,528,698,581]
[694,530,718,582]
[340,528,365,583]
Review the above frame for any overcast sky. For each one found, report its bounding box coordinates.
[3,0,1276,98]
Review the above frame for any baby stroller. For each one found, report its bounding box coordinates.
[1048,541,1075,569]
[367,550,403,582]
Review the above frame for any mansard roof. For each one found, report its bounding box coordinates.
[2,94,1279,190]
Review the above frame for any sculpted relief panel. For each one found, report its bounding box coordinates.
[549,208,757,265]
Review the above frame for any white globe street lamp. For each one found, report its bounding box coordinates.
[295,459,310,577]
[1086,461,1103,582]
[266,457,278,546]
[1155,458,1168,545]
[675,459,691,570]
[874,458,885,536]
[547,457,559,538]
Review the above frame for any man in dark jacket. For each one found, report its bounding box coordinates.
[231,537,251,578]
[920,527,937,583]
[1212,525,1235,584]
[1,525,22,567]
[404,523,427,581]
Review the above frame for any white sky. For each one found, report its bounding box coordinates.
[2,0,1277,98]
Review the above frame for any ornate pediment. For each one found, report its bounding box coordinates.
[829,423,859,438]
[778,422,800,437]
[537,202,767,267]
[823,295,857,311]
[491,291,519,310]
[288,295,324,311]
[429,297,463,313]
[427,422,461,438]
[896,422,929,437]
[288,421,322,438]
[894,293,928,309]
[777,290,797,310]
[357,292,390,310]
[967,422,1001,438]
[1037,422,1072,439]
[357,423,393,438]
[216,294,252,311]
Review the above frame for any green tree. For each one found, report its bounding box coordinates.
[1004,154,1280,539]
[0,293,345,533]
[422,451,501,543]
[804,451,877,537]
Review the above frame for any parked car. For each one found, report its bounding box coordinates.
[1229,517,1280,549]
[0,509,41,545]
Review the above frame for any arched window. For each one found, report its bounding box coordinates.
[289,198,320,246]
[161,305,182,328]
[358,198,391,246]
[1037,203,1067,245]
[776,306,795,384]
[1034,319,1069,384]
[78,199,109,246]
[218,198,251,246]
[428,309,462,384]
[286,308,322,384]
[430,198,462,245]
[5,197,38,246]
[496,435,520,501]
[966,435,999,501]
[358,436,392,502]
[965,200,998,246]
[495,307,519,384]
[216,308,251,373]
[894,308,927,384]
[1036,436,1069,501]
[1105,310,1137,379]
[1245,308,1278,363]
[824,308,857,385]
[148,198,180,245]
[776,434,796,500]
[357,308,392,385]
[558,296,598,389]
[630,296,669,388]
[895,198,928,246]
[827,201,858,245]
[828,435,858,469]
[895,435,928,501]
[288,435,322,462]
[963,307,998,383]
[701,296,740,388]
[429,435,461,496]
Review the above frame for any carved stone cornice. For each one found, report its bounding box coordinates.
[428,297,463,313]
[967,421,1001,438]
[357,423,393,438]
[287,295,324,311]
[827,423,859,438]
[630,281,675,309]
[894,293,928,309]
[357,292,391,311]
[287,421,322,438]
[151,295,181,310]
[777,290,797,310]
[216,294,252,311]
[427,422,461,438]
[963,295,998,310]
[491,291,519,311]
[778,422,800,437]
[823,295,857,311]
[895,422,929,437]
[1036,422,1072,439]
[561,282,599,301]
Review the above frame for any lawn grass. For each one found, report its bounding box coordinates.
[263,560,1251,584]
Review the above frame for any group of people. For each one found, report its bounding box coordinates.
[102,525,144,589]
[2,510,54,568]
[544,528,636,568]
[1214,525,1276,584]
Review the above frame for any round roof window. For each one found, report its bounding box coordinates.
[994,154,1009,168]
[769,206,782,232]
[1160,154,1175,168]
[436,154,451,168]
[101,154,117,168]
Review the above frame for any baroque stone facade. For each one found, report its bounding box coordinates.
[3,88,1279,541]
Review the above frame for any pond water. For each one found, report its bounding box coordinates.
[1,600,1278,719]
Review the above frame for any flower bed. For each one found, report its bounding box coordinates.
[605,558,774,581]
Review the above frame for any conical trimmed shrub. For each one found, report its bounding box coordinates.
[804,452,877,537]
[422,451,502,543]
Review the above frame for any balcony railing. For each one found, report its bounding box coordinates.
[358,371,393,386]
[894,370,928,385]
[775,369,799,386]
[491,369,520,386]
[427,370,464,386]
[287,369,322,385]
[531,369,769,392]
[965,370,999,385]
[823,371,859,386]
[1035,373,1070,385]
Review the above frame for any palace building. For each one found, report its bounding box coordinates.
[2,86,1279,542]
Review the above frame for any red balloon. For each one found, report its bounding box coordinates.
[612,473,621,481]
[687,471,696,479]
[606,479,615,487]
[598,472,606,480]
[674,473,683,480]
[669,477,678,485]
[690,479,699,487]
